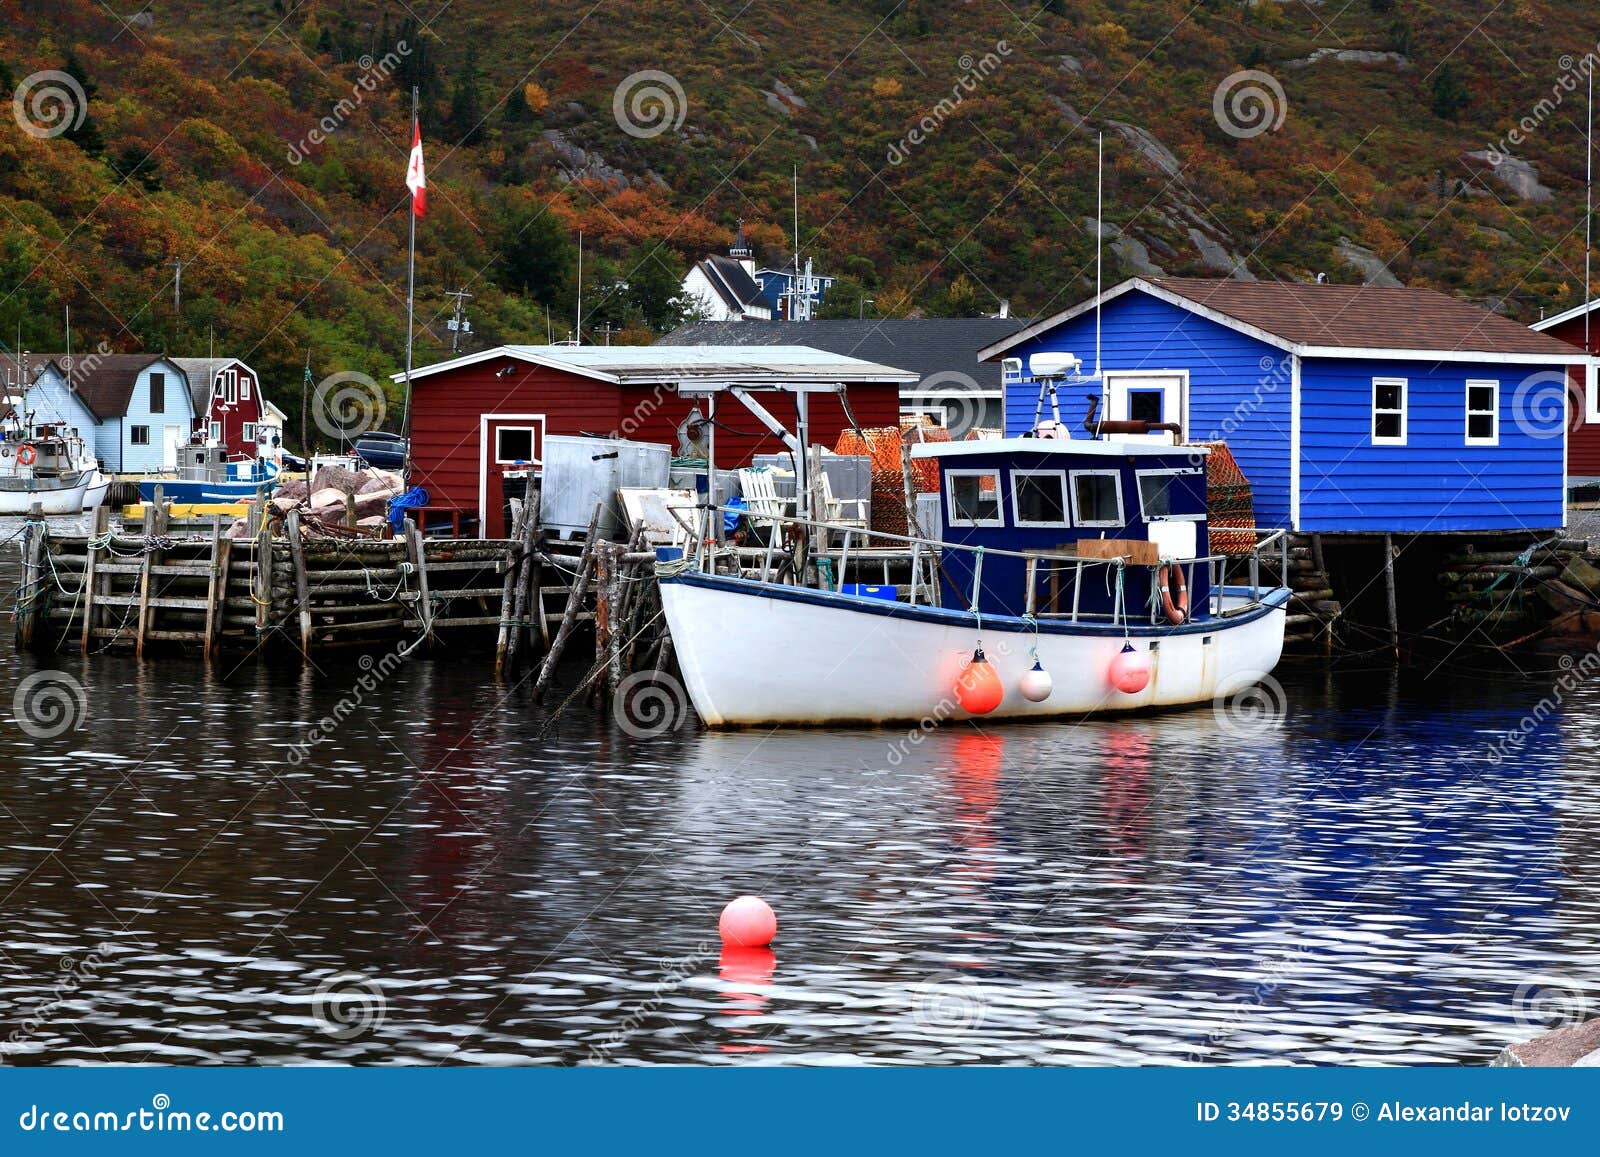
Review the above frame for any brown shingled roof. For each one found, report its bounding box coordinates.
[52,354,167,420]
[1149,278,1576,357]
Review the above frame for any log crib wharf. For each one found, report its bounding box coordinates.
[8,484,932,705]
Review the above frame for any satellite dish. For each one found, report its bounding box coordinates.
[676,407,710,458]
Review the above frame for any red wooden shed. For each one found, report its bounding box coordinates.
[1531,303,1600,477]
[395,345,917,537]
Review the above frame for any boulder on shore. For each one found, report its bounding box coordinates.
[1493,1017,1600,1066]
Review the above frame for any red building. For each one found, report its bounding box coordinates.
[1530,304,1600,477]
[397,345,916,537]
[173,358,269,459]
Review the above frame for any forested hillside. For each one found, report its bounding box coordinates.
[2,0,1598,438]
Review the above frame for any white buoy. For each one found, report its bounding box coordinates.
[1019,661,1054,702]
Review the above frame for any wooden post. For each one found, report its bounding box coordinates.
[17,504,44,652]
[505,474,542,675]
[286,509,314,657]
[344,491,357,530]
[202,516,223,663]
[523,478,545,659]
[1383,533,1399,656]
[532,506,601,702]
[494,493,529,678]
[406,519,434,649]
[591,541,615,699]
[254,508,273,634]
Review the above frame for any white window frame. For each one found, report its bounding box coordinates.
[1372,376,1407,446]
[223,368,238,405]
[494,425,539,465]
[240,376,252,401]
[1010,469,1071,528]
[944,468,1005,528]
[208,421,222,442]
[1103,369,1188,443]
[242,422,256,441]
[130,424,150,446]
[1134,468,1206,522]
[1069,469,1126,528]
[212,375,226,399]
[1464,378,1499,446]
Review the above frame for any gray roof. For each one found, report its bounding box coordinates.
[659,318,1032,391]
[396,344,918,385]
[697,256,767,312]
[169,357,253,413]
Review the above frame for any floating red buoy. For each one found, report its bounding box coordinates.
[719,895,777,948]
[1108,643,1152,694]
[955,648,1004,715]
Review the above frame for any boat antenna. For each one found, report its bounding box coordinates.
[793,163,801,321]
[64,305,71,382]
[1094,130,1103,381]
[1587,65,1593,359]
[575,230,583,344]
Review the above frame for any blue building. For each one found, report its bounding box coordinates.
[756,261,835,320]
[980,278,1581,533]
[23,354,197,473]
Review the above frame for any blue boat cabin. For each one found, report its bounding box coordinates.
[979,278,1581,534]
[916,440,1214,623]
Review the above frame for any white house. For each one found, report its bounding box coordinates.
[682,224,773,321]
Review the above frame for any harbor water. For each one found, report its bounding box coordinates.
[2,523,1599,1065]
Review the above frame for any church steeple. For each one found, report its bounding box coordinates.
[729,219,752,262]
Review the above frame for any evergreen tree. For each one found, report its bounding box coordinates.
[1431,63,1470,120]
[60,50,104,155]
[449,48,486,146]
[497,205,575,305]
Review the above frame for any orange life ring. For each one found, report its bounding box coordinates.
[1157,562,1189,625]
[16,444,37,466]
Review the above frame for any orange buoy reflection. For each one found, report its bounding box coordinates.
[717,945,775,1053]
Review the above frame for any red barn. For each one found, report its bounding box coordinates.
[172,358,270,459]
[1530,304,1600,477]
[397,345,916,537]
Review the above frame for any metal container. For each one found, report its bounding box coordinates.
[669,466,738,507]
[540,435,672,538]
[750,453,872,520]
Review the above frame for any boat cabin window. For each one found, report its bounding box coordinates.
[495,426,537,464]
[1069,470,1124,527]
[1011,469,1070,528]
[945,469,1004,526]
[1135,469,1203,521]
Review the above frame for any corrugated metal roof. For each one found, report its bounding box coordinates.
[400,344,918,384]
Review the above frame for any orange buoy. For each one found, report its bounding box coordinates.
[955,647,1004,715]
[719,895,777,948]
[1108,643,1152,694]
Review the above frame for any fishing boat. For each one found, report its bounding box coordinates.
[0,419,111,516]
[136,444,279,504]
[657,362,1290,728]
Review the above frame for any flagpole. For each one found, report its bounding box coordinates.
[402,85,418,474]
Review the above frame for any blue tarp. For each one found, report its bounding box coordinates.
[387,487,430,536]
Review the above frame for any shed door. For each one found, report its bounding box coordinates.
[478,414,546,539]
[162,425,184,469]
[1105,372,1185,443]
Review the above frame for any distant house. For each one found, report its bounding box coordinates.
[2,356,96,440]
[171,357,268,458]
[23,354,197,473]
[682,225,773,321]
[1529,300,1600,479]
[757,260,835,320]
[660,317,1030,434]
[980,277,1580,533]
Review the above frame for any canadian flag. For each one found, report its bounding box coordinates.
[406,122,427,218]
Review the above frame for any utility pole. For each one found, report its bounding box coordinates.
[172,259,183,337]
[444,287,474,353]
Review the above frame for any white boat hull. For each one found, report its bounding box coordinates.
[659,574,1289,727]
[0,471,107,516]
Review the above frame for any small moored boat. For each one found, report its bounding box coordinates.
[659,405,1290,728]
[0,421,111,517]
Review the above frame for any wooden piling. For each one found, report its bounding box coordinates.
[533,506,601,702]
[286,509,314,656]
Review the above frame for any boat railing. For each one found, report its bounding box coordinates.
[672,502,1290,625]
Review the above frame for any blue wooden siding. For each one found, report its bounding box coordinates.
[22,369,100,445]
[1299,358,1566,532]
[117,362,198,473]
[1000,291,1294,528]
